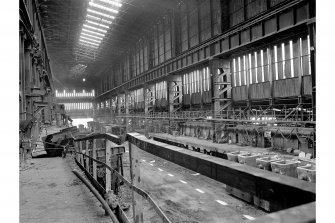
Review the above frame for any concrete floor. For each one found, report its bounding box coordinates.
[122,144,266,222]
[20,157,110,223]
[20,142,266,223]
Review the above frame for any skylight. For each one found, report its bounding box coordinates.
[89,2,119,14]
[81,32,103,40]
[80,36,101,43]
[86,20,109,29]
[79,39,99,46]
[82,28,105,37]
[75,0,122,61]
[87,14,113,24]
[98,0,122,8]
[87,9,115,19]
[83,24,108,33]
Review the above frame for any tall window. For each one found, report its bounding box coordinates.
[183,67,210,93]
[238,57,242,85]
[233,58,237,86]
[232,35,311,84]
[133,88,144,103]
[243,55,247,84]
[202,67,210,91]
[155,81,167,99]
[183,73,189,94]
[261,50,265,82]
[300,35,311,76]
[274,45,279,80]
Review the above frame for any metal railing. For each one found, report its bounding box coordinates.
[113,108,315,125]
[73,133,171,223]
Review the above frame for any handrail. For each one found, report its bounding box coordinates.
[73,149,172,223]
[74,133,121,145]
[114,115,316,125]
[72,169,120,223]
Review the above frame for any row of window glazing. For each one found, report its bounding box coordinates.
[183,67,211,94]
[98,0,305,96]
[97,66,211,109]
[131,88,144,104]
[56,90,95,98]
[99,0,221,94]
[229,0,286,27]
[231,35,311,87]
[63,103,93,110]
[97,32,312,105]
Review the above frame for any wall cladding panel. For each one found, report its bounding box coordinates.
[246,0,267,19]
[264,16,277,35]
[214,42,220,54]
[191,92,202,104]
[183,94,191,105]
[230,34,239,49]
[199,48,205,60]
[251,23,262,40]
[96,0,314,102]
[270,0,287,7]
[203,91,211,104]
[240,29,250,44]
[273,78,300,98]
[193,52,198,63]
[189,8,199,47]
[296,2,310,23]
[229,0,245,27]
[212,0,222,35]
[199,0,211,42]
[303,75,312,95]
[221,38,229,52]
[232,86,248,101]
[249,82,271,100]
[279,9,294,30]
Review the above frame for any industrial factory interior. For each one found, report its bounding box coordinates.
[2,0,332,222]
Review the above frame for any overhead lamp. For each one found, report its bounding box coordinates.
[82,28,105,37]
[83,24,107,33]
[89,2,119,14]
[79,39,99,47]
[80,36,101,43]
[83,78,86,82]
[86,20,109,29]
[87,14,112,24]
[87,9,115,19]
[97,0,122,8]
[81,32,103,40]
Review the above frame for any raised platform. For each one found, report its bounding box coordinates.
[127,133,315,215]
[150,133,274,154]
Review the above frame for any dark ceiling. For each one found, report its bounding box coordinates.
[37,0,177,91]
